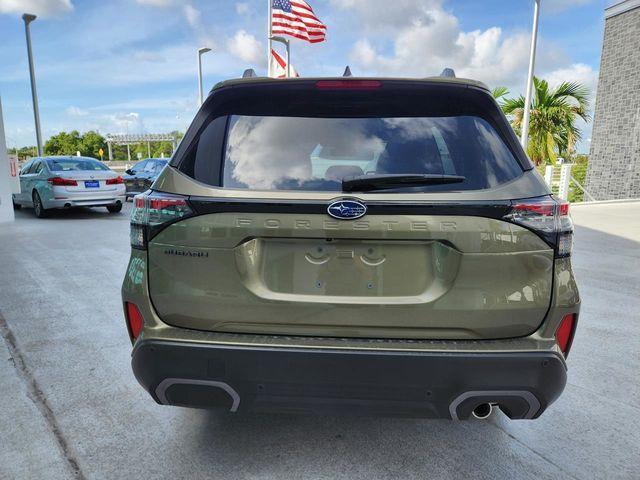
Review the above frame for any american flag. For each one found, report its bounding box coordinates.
[271,0,326,44]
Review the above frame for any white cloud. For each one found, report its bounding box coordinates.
[110,112,145,133]
[133,0,210,43]
[227,30,264,66]
[342,2,594,93]
[134,0,172,6]
[0,0,73,17]
[183,3,200,28]
[349,6,534,88]
[545,63,599,95]
[235,2,251,16]
[330,0,442,30]
[66,106,88,116]
[131,50,166,63]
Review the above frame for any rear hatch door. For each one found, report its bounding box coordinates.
[146,79,554,340]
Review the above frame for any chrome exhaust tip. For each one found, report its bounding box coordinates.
[472,403,493,419]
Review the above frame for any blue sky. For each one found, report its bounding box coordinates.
[0,0,610,151]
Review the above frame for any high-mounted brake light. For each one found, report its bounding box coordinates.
[106,176,123,185]
[315,80,382,90]
[125,302,144,340]
[130,191,193,249]
[556,313,576,356]
[505,198,573,258]
[48,177,77,186]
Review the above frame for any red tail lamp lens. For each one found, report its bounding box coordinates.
[148,197,188,210]
[106,176,123,185]
[511,202,555,216]
[125,302,144,340]
[558,202,570,216]
[315,80,382,90]
[556,314,576,355]
[48,177,78,186]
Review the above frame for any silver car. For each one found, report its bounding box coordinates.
[12,156,126,218]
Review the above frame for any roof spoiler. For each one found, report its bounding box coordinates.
[440,68,456,78]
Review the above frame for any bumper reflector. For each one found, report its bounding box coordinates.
[125,302,144,340]
[556,314,576,356]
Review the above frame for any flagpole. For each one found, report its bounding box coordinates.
[267,0,273,77]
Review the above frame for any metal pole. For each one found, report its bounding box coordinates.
[127,144,131,162]
[197,47,211,107]
[270,36,289,78]
[147,141,151,158]
[267,0,273,77]
[198,52,203,106]
[520,0,540,151]
[286,39,291,78]
[22,14,43,156]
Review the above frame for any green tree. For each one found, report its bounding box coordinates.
[491,86,509,107]
[44,130,106,158]
[501,77,590,165]
[40,130,184,161]
[79,131,107,159]
[44,130,83,156]
[8,146,38,161]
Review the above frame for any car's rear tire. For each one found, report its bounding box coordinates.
[107,202,123,214]
[12,197,21,210]
[32,191,49,218]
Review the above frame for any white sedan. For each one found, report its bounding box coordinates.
[12,156,126,218]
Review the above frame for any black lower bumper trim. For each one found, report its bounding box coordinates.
[132,340,567,419]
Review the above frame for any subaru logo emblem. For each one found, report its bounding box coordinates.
[327,199,367,220]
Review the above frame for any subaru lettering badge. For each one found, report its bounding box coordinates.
[327,199,367,220]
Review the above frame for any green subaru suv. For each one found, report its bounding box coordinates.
[122,76,579,420]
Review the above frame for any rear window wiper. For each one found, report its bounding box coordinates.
[342,174,466,192]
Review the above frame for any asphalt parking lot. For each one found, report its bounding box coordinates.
[1,201,639,480]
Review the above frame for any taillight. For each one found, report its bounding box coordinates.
[130,191,192,249]
[505,197,572,257]
[106,176,123,185]
[125,302,144,340]
[48,177,78,186]
[315,80,382,90]
[556,314,576,356]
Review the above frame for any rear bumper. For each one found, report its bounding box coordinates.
[47,194,125,208]
[131,339,567,419]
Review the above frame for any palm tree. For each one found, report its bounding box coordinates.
[491,86,510,106]
[501,77,590,165]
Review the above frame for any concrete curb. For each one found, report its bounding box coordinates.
[572,199,640,206]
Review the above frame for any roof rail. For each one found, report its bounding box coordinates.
[343,66,353,77]
[440,68,456,78]
[242,68,258,78]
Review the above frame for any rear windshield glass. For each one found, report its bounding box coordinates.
[221,115,522,192]
[47,159,109,172]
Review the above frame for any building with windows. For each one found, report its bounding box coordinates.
[586,0,640,199]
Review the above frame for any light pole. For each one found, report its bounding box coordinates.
[520,0,541,151]
[197,47,211,107]
[22,13,43,156]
